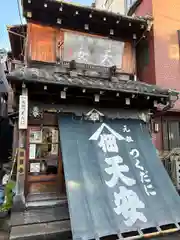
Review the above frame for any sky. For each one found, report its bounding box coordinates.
[0,0,93,51]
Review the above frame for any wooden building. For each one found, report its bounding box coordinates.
[7,0,179,239]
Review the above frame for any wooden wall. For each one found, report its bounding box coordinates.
[27,23,135,74]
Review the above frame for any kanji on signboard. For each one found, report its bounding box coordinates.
[99,134,119,153]
[123,125,131,133]
[113,186,147,226]
[104,155,136,187]
[125,136,134,143]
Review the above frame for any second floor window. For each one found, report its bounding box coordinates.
[162,120,180,151]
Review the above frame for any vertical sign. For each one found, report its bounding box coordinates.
[18,95,28,129]
[51,129,59,155]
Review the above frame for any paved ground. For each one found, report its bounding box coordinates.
[0,217,9,240]
[0,231,9,240]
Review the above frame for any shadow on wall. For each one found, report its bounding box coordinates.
[0,117,13,165]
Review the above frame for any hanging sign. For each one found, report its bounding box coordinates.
[51,129,59,155]
[18,95,28,129]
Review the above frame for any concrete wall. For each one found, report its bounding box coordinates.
[135,0,180,91]
[153,0,180,92]
[135,0,156,85]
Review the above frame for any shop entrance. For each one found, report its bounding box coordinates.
[26,125,66,200]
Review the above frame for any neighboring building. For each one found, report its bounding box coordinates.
[7,0,180,239]
[95,0,136,15]
[0,51,13,165]
[128,0,180,155]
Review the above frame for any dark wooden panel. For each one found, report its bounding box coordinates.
[28,174,57,182]
[29,112,58,126]
[28,181,60,194]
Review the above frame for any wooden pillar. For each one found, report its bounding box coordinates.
[132,36,137,80]
[13,84,28,211]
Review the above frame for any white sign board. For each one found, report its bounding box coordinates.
[18,95,28,129]
[51,129,59,155]
[29,144,36,159]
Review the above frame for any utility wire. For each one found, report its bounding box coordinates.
[16,0,24,26]
[16,0,26,59]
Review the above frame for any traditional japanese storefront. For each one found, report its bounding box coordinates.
[8,65,180,239]
[7,0,180,239]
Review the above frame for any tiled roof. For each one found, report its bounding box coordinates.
[7,66,175,99]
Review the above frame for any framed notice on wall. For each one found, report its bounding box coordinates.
[30,162,40,173]
[29,127,42,143]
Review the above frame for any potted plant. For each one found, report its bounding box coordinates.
[0,180,15,218]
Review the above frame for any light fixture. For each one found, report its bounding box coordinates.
[116,92,119,97]
[94,94,100,102]
[27,12,32,18]
[28,0,31,3]
[84,24,89,30]
[89,13,92,18]
[44,85,47,90]
[57,18,62,24]
[153,100,158,107]
[59,6,63,11]
[147,96,150,100]
[61,91,66,99]
[133,34,137,40]
[82,89,86,93]
[44,3,47,7]
[129,22,132,26]
[110,29,114,35]
[134,75,137,81]
[75,11,79,15]
[103,17,106,21]
[116,20,120,24]
[125,98,130,105]
[132,94,135,98]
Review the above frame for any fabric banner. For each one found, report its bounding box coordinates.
[59,116,180,240]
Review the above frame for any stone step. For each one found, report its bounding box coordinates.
[9,220,71,240]
[10,206,69,227]
[26,192,67,208]
[26,198,68,208]
[26,192,66,202]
